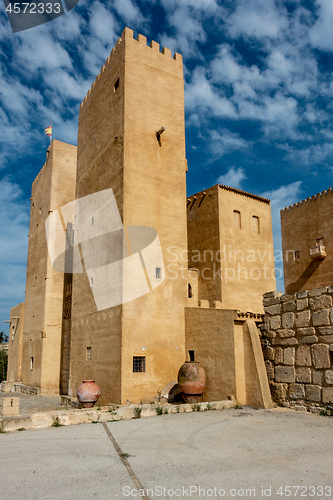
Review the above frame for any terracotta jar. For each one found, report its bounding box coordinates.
[177,361,206,404]
[77,380,101,408]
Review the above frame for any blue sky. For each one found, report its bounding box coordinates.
[1,0,333,332]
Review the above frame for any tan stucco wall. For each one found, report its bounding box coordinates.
[187,185,276,313]
[71,28,187,405]
[185,307,238,401]
[281,190,333,293]
[7,302,25,382]
[21,140,77,392]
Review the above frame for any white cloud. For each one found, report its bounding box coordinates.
[113,0,145,25]
[309,0,333,52]
[217,166,247,189]
[89,2,118,42]
[209,129,249,159]
[227,0,288,39]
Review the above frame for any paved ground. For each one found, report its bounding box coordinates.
[0,391,67,414]
[0,407,333,500]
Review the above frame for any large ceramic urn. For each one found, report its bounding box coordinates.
[77,380,101,408]
[178,361,206,404]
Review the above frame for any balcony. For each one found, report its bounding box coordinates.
[310,245,327,260]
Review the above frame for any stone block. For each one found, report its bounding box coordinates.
[289,384,305,399]
[313,310,330,326]
[322,387,333,403]
[271,382,288,400]
[297,299,308,310]
[267,331,276,339]
[311,344,330,369]
[295,311,311,328]
[310,295,332,311]
[275,347,284,364]
[330,308,333,324]
[0,397,19,416]
[31,412,55,429]
[318,336,333,343]
[325,370,333,385]
[296,346,312,367]
[297,327,315,336]
[277,329,295,338]
[2,416,32,432]
[263,297,283,306]
[308,287,328,297]
[281,293,296,302]
[282,312,295,328]
[317,326,333,335]
[1,383,11,394]
[264,346,274,361]
[265,304,281,315]
[263,291,282,299]
[282,301,296,312]
[297,291,308,298]
[275,366,295,383]
[272,338,298,346]
[312,370,324,386]
[299,336,318,345]
[265,360,274,379]
[305,385,322,402]
[270,315,281,330]
[284,347,295,366]
[296,367,311,383]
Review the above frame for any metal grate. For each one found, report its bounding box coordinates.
[86,347,92,361]
[133,356,145,373]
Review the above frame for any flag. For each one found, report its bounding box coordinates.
[45,124,52,137]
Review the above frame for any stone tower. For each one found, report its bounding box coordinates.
[281,189,333,293]
[69,28,188,404]
[20,140,77,393]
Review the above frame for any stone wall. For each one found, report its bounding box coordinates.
[262,287,333,412]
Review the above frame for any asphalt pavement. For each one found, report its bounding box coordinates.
[0,407,332,500]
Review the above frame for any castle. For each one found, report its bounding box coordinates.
[6,28,277,407]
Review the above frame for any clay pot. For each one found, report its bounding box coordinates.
[77,380,101,408]
[177,361,206,404]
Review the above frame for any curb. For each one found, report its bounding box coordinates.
[0,400,236,433]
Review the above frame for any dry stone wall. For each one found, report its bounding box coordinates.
[262,287,333,413]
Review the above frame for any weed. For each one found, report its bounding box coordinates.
[97,406,101,411]
[234,405,243,410]
[51,418,62,427]
[192,403,201,412]
[155,406,163,415]
[134,407,142,419]
[17,428,25,431]
[0,429,4,433]
[205,402,215,411]
[176,405,180,413]
[91,421,99,424]
[120,453,130,458]
[163,408,168,415]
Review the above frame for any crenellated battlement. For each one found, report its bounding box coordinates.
[80,27,182,110]
[281,188,333,213]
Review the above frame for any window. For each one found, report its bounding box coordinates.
[189,350,195,361]
[188,283,193,298]
[252,216,260,233]
[294,250,300,259]
[155,267,162,279]
[86,347,92,361]
[133,356,145,372]
[114,78,119,91]
[30,357,34,370]
[233,210,241,229]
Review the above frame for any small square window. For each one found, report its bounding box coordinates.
[189,350,195,361]
[294,251,300,259]
[86,347,92,361]
[155,267,162,279]
[133,356,145,372]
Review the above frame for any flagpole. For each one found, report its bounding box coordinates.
[50,121,52,144]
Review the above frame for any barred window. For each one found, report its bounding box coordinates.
[86,347,92,361]
[133,356,145,373]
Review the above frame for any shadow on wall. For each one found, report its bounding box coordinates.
[286,260,323,294]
